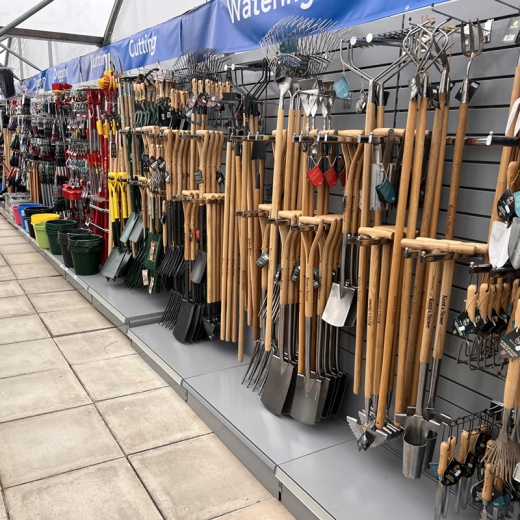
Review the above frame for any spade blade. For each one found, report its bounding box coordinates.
[322,283,355,327]
[509,217,520,269]
[489,220,511,268]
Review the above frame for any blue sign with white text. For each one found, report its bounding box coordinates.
[19,0,447,93]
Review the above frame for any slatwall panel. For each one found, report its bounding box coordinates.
[223,0,520,428]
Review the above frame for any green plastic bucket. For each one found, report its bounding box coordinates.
[46,220,77,255]
[68,235,104,275]
[34,222,51,249]
[58,229,92,267]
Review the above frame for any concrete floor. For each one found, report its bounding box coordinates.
[0,216,294,520]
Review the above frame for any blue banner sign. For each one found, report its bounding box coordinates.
[19,0,446,93]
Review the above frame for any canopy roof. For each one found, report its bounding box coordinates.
[0,0,206,80]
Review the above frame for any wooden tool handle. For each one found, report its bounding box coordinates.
[419,253,442,364]
[343,144,363,234]
[438,441,449,477]
[305,222,324,318]
[432,260,455,360]
[458,430,470,462]
[365,243,381,399]
[478,284,490,321]
[446,102,469,240]
[482,463,495,502]
[505,358,520,410]
[162,200,167,248]
[279,225,291,307]
[360,226,394,240]
[467,284,478,322]
[448,435,457,461]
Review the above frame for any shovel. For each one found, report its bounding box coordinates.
[261,221,298,414]
[397,252,443,479]
[291,221,324,425]
[190,203,207,283]
[322,143,363,328]
[173,202,197,342]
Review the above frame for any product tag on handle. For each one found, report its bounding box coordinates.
[324,165,338,187]
[375,178,396,204]
[307,164,324,187]
[497,188,515,221]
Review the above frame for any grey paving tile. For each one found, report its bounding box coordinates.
[4,459,163,520]
[39,307,112,336]
[0,494,6,520]
[219,498,295,520]
[0,295,35,318]
[0,236,27,245]
[73,355,167,401]
[54,327,135,365]
[0,406,123,487]
[18,276,73,294]
[10,263,59,280]
[97,387,211,454]
[0,243,36,255]
[0,230,21,237]
[0,266,15,282]
[0,315,49,345]
[28,290,90,313]
[130,435,272,520]
[0,367,91,422]
[3,252,47,265]
[0,338,67,379]
[0,280,24,297]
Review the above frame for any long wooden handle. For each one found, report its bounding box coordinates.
[419,254,442,364]
[264,109,287,351]
[354,101,376,394]
[432,260,456,360]
[445,102,469,239]
[365,243,380,399]
[303,224,324,318]
[375,98,418,427]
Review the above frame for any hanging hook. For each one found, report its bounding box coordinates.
[430,3,468,25]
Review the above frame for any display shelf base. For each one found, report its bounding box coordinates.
[4,212,481,520]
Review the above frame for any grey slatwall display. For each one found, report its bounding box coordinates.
[228,0,520,428]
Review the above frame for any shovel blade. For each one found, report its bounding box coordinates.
[190,251,207,283]
[173,301,196,342]
[489,221,511,268]
[509,217,520,269]
[290,374,321,425]
[322,283,355,327]
[260,355,296,415]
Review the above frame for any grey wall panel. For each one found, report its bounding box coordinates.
[219,0,517,435]
[442,161,499,191]
[439,186,495,215]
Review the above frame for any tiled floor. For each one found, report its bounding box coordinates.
[0,215,294,520]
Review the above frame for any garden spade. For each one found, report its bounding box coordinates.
[291,221,324,425]
[322,143,363,327]
[261,224,298,414]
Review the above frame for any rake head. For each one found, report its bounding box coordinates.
[260,16,341,80]
[173,48,226,86]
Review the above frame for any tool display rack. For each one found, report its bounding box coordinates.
[5,0,520,519]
